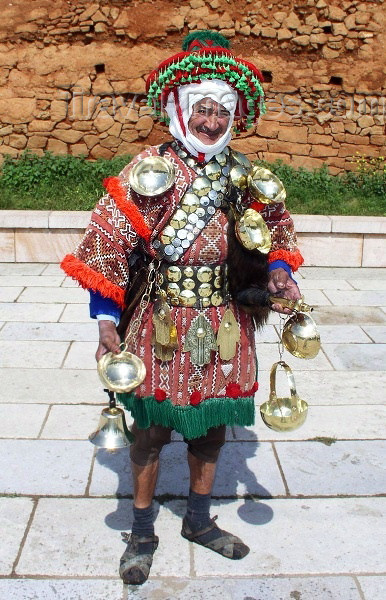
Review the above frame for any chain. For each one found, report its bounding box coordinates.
[123,259,161,350]
[277,314,287,362]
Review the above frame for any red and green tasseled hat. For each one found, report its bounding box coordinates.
[146,30,266,132]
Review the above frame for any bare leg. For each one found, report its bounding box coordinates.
[132,459,159,508]
[188,451,217,494]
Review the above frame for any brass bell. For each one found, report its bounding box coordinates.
[89,390,134,450]
[260,361,308,432]
[282,312,321,360]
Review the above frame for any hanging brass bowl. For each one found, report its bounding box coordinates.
[248,166,286,204]
[97,344,146,393]
[282,312,321,359]
[129,156,176,197]
[234,208,272,253]
[260,361,308,432]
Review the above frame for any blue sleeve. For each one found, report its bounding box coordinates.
[89,290,122,320]
[268,260,297,283]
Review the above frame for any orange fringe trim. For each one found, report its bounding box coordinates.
[61,254,126,309]
[103,176,152,242]
[268,249,304,272]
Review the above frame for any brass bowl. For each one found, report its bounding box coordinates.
[260,396,308,432]
[129,156,175,197]
[97,346,146,393]
[248,166,286,204]
[260,361,308,432]
[282,312,321,359]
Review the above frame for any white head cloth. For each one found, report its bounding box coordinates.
[165,79,238,162]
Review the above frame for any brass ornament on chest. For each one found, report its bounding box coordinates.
[182,278,195,290]
[205,161,222,180]
[211,291,223,306]
[129,156,176,197]
[198,283,212,297]
[170,209,188,229]
[160,225,176,245]
[179,289,198,307]
[230,164,248,192]
[235,208,272,254]
[197,266,213,283]
[181,192,200,214]
[215,152,227,166]
[184,266,194,277]
[192,176,212,196]
[166,265,182,282]
[231,150,252,170]
[248,166,286,205]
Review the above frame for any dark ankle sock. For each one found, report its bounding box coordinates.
[185,489,212,532]
[131,505,154,554]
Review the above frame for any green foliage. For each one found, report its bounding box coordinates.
[0,150,385,215]
[0,151,132,211]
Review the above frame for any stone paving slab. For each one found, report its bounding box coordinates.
[0,340,70,368]
[257,369,386,406]
[361,325,386,343]
[0,321,99,341]
[350,279,386,291]
[314,306,386,325]
[191,498,385,576]
[257,343,333,371]
[0,286,23,301]
[294,278,354,290]
[325,290,386,307]
[254,324,279,343]
[0,302,65,322]
[63,341,96,369]
[18,286,88,304]
[296,289,332,306]
[0,263,46,276]
[298,267,386,279]
[0,575,364,600]
[275,440,386,496]
[0,440,94,495]
[59,303,92,322]
[358,575,386,600]
[0,368,106,403]
[236,404,386,441]
[17,499,190,578]
[0,403,48,438]
[41,404,102,439]
[0,497,34,575]
[41,264,65,275]
[90,441,285,498]
[322,343,386,370]
[315,324,371,343]
[0,275,65,287]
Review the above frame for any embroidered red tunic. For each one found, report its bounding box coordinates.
[61,144,303,439]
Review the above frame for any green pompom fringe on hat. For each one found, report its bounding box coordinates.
[117,393,255,440]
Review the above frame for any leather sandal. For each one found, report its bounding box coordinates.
[181,515,249,560]
[119,532,159,585]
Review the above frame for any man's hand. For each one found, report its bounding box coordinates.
[268,267,302,314]
[96,320,121,362]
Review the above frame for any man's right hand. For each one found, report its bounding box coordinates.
[96,320,121,362]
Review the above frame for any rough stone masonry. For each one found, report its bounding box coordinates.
[0,0,385,173]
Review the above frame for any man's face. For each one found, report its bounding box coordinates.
[188,98,231,145]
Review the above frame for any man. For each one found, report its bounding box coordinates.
[62,31,303,585]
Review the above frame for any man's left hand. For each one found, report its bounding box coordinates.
[268,267,302,314]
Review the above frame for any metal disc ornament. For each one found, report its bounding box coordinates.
[235,208,272,253]
[129,156,175,197]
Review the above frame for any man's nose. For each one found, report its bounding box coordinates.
[204,113,219,130]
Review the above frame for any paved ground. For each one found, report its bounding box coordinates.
[0,263,385,600]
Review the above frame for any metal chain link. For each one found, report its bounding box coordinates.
[277,314,287,362]
[123,259,161,350]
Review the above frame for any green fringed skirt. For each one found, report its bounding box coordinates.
[117,393,255,440]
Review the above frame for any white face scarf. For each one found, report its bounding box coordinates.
[165,79,238,162]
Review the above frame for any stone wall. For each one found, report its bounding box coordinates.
[0,0,385,172]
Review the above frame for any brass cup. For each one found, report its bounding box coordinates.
[260,361,308,432]
[247,166,286,204]
[129,156,175,197]
[97,345,146,393]
[282,312,321,360]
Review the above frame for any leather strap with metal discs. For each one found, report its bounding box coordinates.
[152,146,232,263]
